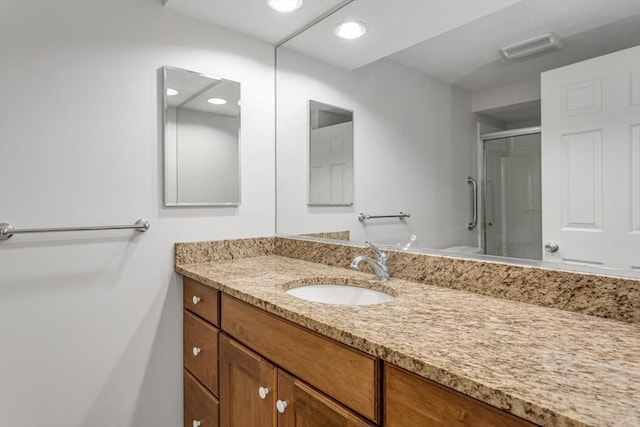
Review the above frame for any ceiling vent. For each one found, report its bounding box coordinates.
[499,32,566,61]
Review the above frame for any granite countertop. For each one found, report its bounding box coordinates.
[176,255,640,427]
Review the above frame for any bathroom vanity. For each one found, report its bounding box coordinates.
[176,238,640,427]
[182,276,534,427]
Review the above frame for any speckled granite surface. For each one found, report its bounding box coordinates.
[175,237,274,265]
[176,255,640,427]
[276,237,640,324]
[299,231,350,240]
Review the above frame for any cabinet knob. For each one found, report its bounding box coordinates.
[192,347,201,356]
[258,386,270,399]
[276,400,288,414]
[192,296,201,305]
[192,420,201,427]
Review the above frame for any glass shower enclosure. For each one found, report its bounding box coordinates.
[483,130,542,260]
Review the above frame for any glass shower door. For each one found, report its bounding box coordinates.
[483,133,542,260]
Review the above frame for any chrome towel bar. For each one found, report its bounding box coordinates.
[358,212,410,222]
[0,218,150,241]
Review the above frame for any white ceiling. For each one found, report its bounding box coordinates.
[163,0,346,44]
[284,0,521,70]
[166,67,241,116]
[388,0,640,92]
[164,0,640,95]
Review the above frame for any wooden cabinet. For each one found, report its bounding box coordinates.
[184,369,219,427]
[219,333,374,427]
[182,276,539,427]
[384,363,537,427]
[277,370,374,427]
[221,294,379,423]
[219,334,277,427]
[184,276,220,326]
[183,278,221,427]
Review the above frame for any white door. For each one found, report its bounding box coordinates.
[309,121,354,205]
[541,46,640,270]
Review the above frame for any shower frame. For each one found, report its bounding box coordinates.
[477,126,541,258]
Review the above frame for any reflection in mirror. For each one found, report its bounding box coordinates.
[308,100,354,206]
[163,66,240,206]
[275,1,640,275]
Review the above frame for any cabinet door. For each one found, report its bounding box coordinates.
[277,371,374,427]
[219,334,277,427]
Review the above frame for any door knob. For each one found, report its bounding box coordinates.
[276,400,288,413]
[544,242,559,253]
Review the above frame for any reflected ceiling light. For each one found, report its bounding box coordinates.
[207,97,227,105]
[166,88,178,96]
[499,32,566,61]
[334,21,367,40]
[266,0,303,13]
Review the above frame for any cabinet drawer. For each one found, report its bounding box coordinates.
[384,363,537,427]
[184,277,220,327]
[184,369,219,427]
[184,310,219,396]
[221,295,379,423]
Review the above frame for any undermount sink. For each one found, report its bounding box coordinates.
[285,283,396,306]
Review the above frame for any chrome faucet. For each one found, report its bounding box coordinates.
[350,241,390,281]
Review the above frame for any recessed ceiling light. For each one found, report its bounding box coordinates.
[334,21,367,40]
[266,0,303,13]
[207,98,227,105]
[166,88,178,96]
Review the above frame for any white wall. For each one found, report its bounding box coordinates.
[0,2,275,427]
[276,49,477,249]
[167,107,240,204]
[471,77,540,113]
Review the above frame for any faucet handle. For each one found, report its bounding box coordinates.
[399,235,417,251]
[365,241,388,261]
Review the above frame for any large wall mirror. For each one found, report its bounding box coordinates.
[163,66,241,206]
[275,0,640,276]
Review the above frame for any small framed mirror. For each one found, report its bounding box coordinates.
[163,66,241,206]
[308,100,354,206]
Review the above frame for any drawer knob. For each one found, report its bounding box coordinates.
[192,296,201,305]
[258,386,270,399]
[192,347,201,356]
[192,420,201,427]
[276,400,288,414]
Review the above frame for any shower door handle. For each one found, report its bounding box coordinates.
[467,177,477,230]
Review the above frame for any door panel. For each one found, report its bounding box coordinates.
[277,371,374,427]
[219,334,277,427]
[309,122,354,205]
[561,131,602,230]
[541,45,640,269]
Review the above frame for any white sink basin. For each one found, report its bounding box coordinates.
[286,284,395,306]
